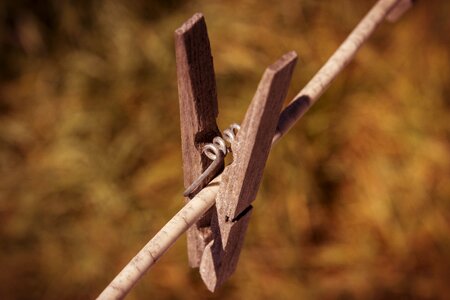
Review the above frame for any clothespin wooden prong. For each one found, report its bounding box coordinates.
[175,13,223,268]
[199,51,298,291]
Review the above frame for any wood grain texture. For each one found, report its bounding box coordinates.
[199,205,252,292]
[175,13,222,268]
[218,51,298,228]
[199,51,298,291]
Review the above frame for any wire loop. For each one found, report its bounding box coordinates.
[183,123,240,197]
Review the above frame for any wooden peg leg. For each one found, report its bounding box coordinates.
[199,203,253,291]
[175,13,222,268]
[199,51,298,291]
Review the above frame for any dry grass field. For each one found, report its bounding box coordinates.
[1,0,449,299]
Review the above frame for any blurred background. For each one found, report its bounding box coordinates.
[1,0,449,299]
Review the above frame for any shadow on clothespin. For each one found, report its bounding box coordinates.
[175,13,223,268]
[199,52,298,291]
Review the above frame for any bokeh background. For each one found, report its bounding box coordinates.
[1,0,449,299]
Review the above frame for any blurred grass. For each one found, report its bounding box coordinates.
[1,0,449,299]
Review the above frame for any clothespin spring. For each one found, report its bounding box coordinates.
[183,123,240,197]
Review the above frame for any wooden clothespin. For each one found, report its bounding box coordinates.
[176,13,297,291]
[175,13,223,268]
[199,52,298,291]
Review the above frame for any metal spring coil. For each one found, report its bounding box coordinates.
[183,123,240,197]
[202,123,240,161]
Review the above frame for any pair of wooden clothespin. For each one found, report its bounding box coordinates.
[175,13,297,291]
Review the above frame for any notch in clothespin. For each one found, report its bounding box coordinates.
[175,13,223,268]
[386,0,414,22]
[199,51,298,291]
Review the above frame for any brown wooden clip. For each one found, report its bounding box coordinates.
[175,13,223,268]
[176,13,297,291]
[199,52,297,291]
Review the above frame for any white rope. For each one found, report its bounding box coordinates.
[97,175,221,300]
[273,0,403,143]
